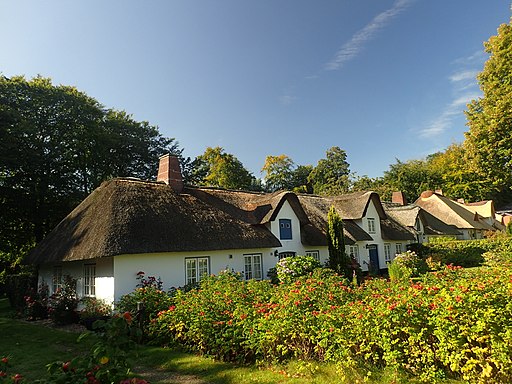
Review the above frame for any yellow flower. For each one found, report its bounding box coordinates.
[100,356,109,365]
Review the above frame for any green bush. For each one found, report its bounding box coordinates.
[116,271,173,333]
[275,255,322,284]
[389,251,427,279]
[150,263,512,382]
[420,240,486,268]
[48,275,79,325]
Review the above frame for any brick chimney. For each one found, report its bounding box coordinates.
[157,154,183,193]
[420,190,434,199]
[392,191,407,206]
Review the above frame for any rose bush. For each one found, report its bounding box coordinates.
[151,263,512,383]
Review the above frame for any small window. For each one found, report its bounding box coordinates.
[384,243,392,263]
[348,245,360,264]
[84,264,96,297]
[244,253,263,280]
[278,251,296,260]
[367,218,376,234]
[305,250,320,262]
[185,257,209,285]
[52,266,63,293]
[279,219,292,240]
[395,243,403,255]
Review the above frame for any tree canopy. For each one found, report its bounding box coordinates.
[0,75,179,249]
[193,146,255,190]
[464,20,512,204]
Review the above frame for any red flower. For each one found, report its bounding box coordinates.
[0,371,7,378]
[13,373,23,383]
[123,312,132,323]
[62,361,71,372]
[1,357,8,364]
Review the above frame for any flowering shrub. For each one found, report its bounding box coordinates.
[151,263,512,382]
[149,270,273,362]
[116,271,172,332]
[275,256,322,284]
[48,276,79,325]
[389,251,427,279]
[23,282,49,320]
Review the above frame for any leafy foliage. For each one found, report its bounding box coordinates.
[308,147,350,196]
[275,256,322,284]
[465,20,512,204]
[0,75,180,258]
[193,146,255,190]
[327,206,353,278]
[151,258,512,383]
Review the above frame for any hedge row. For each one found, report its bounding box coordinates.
[150,265,512,383]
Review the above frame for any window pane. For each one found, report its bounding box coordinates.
[253,255,262,280]
[84,264,96,297]
[186,259,197,285]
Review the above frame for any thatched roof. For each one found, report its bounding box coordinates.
[415,193,494,231]
[383,203,461,237]
[380,218,416,241]
[27,179,281,264]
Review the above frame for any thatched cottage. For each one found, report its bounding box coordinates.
[27,155,416,304]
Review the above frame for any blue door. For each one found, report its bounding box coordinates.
[368,245,380,274]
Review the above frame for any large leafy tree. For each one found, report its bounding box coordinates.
[194,146,255,190]
[261,154,295,192]
[464,20,512,204]
[308,146,350,196]
[0,75,179,248]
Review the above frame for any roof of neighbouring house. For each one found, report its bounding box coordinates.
[26,178,282,264]
[383,202,462,237]
[415,192,495,231]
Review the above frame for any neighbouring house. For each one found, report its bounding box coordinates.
[383,192,462,243]
[26,155,416,304]
[415,190,501,240]
[496,202,512,228]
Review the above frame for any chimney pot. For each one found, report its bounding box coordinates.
[421,190,434,199]
[392,191,407,206]
[157,154,183,193]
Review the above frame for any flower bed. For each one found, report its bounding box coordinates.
[150,265,512,383]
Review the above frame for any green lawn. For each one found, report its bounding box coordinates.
[0,298,93,381]
[0,298,461,384]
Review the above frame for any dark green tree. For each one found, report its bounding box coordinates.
[327,206,352,278]
[308,147,350,196]
[0,75,179,250]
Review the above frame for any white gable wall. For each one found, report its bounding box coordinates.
[268,200,329,264]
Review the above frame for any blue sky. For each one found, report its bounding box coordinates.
[1,1,509,179]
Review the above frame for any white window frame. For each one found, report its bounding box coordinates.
[348,245,360,264]
[367,218,376,234]
[305,250,320,262]
[395,243,403,255]
[52,266,63,294]
[278,251,296,260]
[384,243,392,263]
[244,253,263,280]
[185,257,210,285]
[83,264,96,297]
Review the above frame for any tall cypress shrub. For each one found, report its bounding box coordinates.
[327,206,352,277]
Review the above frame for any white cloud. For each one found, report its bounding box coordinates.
[419,92,479,138]
[325,0,414,71]
[449,70,478,83]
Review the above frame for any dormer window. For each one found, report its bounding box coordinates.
[367,218,376,234]
[279,219,292,240]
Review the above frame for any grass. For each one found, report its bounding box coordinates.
[0,297,462,384]
[0,298,93,381]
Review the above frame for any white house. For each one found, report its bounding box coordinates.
[27,155,416,304]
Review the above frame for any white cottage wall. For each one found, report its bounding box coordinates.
[113,248,275,302]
